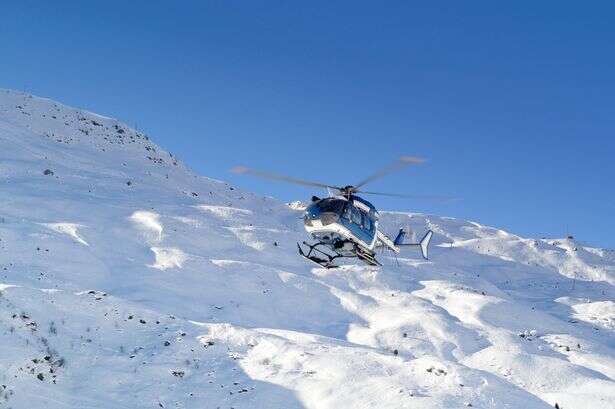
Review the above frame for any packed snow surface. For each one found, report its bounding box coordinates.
[1,89,614,409]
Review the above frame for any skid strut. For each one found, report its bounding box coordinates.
[355,246,381,266]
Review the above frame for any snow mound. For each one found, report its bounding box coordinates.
[42,223,89,246]
[130,210,164,242]
[0,88,614,409]
[149,247,188,270]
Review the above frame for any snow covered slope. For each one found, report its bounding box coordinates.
[1,88,614,409]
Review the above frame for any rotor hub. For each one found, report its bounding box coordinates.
[340,185,356,197]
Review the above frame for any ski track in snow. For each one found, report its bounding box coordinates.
[194,204,253,219]
[0,89,614,409]
[225,226,268,251]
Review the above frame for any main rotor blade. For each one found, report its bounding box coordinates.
[231,166,343,191]
[354,156,425,189]
[358,190,459,203]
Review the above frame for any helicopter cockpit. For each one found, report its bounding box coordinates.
[304,197,378,235]
[304,198,346,227]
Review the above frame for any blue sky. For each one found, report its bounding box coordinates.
[2,1,614,247]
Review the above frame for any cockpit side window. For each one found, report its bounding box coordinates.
[351,206,362,225]
[343,203,351,220]
[363,213,372,231]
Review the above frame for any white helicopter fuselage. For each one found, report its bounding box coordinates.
[302,196,380,254]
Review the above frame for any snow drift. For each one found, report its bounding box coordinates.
[0,89,614,409]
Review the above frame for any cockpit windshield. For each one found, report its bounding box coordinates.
[316,198,346,214]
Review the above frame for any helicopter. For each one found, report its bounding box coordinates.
[232,156,438,268]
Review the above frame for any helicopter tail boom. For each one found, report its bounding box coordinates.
[376,230,400,253]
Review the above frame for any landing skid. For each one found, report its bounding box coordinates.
[297,241,381,268]
[297,241,344,269]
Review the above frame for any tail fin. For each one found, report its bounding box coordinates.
[418,230,433,260]
[396,229,433,260]
[394,228,406,245]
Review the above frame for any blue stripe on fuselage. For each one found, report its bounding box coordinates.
[339,217,375,247]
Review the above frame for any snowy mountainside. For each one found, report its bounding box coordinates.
[0,89,614,409]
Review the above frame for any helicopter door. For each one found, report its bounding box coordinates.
[347,206,373,246]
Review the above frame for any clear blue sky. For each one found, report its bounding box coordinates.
[2,1,614,247]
